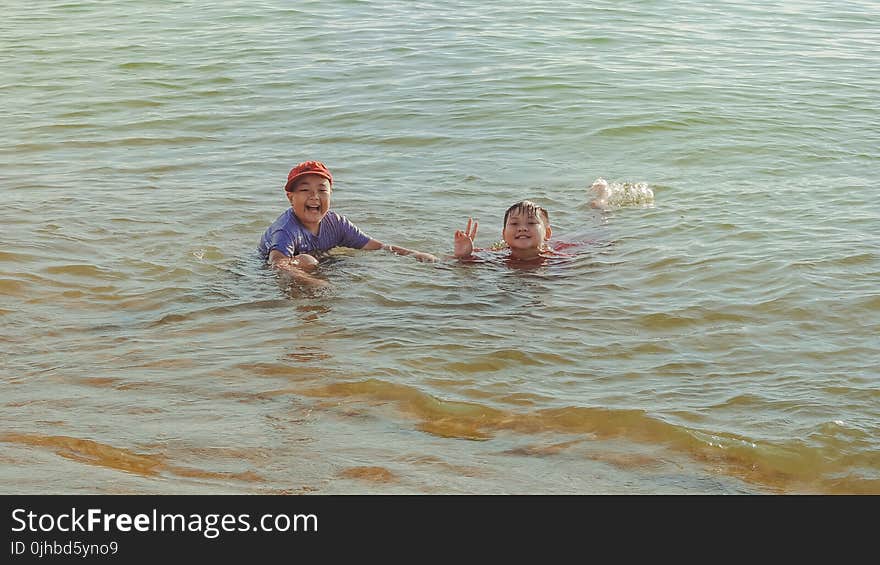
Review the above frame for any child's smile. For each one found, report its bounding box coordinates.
[286,174,332,233]
[503,211,551,258]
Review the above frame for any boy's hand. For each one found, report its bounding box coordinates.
[454,218,478,258]
[412,251,439,263]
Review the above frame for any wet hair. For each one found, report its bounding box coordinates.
[503,200,550,227]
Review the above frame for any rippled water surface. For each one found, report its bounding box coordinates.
[2,0,878,494]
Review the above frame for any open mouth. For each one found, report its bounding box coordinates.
[305,205,322,213]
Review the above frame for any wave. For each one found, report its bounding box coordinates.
[588,178,655,208]
[296,377,880,493]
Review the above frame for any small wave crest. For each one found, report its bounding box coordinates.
[588,178,654,208]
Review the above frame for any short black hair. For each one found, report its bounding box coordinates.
[503,200,550,226]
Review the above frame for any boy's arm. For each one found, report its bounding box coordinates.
[362,239,438,263]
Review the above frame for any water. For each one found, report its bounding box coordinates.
[1,0,878,494]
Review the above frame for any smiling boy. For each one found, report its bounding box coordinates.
[259,160,437,285]
[453,200,555,262]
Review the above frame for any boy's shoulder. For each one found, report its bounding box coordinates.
[324,210,363,228]
[551,240,580,251]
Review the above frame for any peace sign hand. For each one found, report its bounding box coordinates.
[454,217,478,258]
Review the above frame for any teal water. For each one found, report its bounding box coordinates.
[1,0,878,493]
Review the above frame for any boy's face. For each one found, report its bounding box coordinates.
[286,174,332,228]
[502,210,551,252]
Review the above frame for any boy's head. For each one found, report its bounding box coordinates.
[502,200,552,254]
[285,160,333,192]
[284,161,334,228]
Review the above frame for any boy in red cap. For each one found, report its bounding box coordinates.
[259,160,437,285]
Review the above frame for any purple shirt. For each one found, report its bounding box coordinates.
[258,209,371,260]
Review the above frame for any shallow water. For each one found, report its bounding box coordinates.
[1,0,878,494]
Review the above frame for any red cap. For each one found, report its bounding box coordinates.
[284,161,333,191]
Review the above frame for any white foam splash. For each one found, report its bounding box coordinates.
[588,178,654,208]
